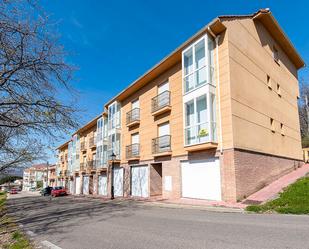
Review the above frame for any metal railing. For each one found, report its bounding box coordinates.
[126,108,140,125]
[151,91,170,113]
[80,162,86,171]
[126,143,140,159]
[152,135,171,154]
[87,160,95,170]
[183,66,215,93]
[184,122,217,146]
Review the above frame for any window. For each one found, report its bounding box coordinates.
[280,123,285,136]
[131,133,139,144]
[273,45,279,64]
[182,35,214,94]
[267,75,272,89]
[132,99,139,109]
[277,83,281,97]
[270,118,275,132]
[185,94,215,145]
[108,102,121,129]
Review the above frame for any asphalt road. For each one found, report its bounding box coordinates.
[7,192,309,249]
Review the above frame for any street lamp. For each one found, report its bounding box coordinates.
[110,152,116,200]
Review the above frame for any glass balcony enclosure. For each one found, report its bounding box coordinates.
[182,35,215,94]
[107,101,121,160]
[182,34,217,146]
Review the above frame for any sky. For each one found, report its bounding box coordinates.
[41,0,309,161]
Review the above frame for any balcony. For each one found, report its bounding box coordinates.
[80,142,86,152]
[95,160,107,171]
[88,136,96,148]
[87,160,96,170]
[80,162,86,171]
[126,143,140,160]
[152,91,171,116]
[126,108,140,127]
[184,122,217,151]
[152,135,172,157]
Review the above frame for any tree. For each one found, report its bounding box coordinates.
[0,0,79,173]
[0,175,22,185]
[298,79,309,147]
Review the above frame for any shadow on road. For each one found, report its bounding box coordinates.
[7,195,148,238]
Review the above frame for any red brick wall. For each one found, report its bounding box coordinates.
[233,149,303,200]
[220,149,237,202]
[149,163,162,196]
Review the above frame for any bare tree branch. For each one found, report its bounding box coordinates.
[0,0,80,173]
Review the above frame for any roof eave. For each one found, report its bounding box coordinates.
[252,11,305,69]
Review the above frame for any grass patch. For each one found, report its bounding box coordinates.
[246,177,309,214]
[0,192,33,249]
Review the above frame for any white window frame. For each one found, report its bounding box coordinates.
[183,88,217,146]
[182,35,214,95]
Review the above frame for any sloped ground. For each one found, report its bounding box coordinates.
[246,176,309,214]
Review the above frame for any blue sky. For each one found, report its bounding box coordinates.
[42,0,309,160]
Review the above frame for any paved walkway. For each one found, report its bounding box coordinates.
[244,164,309,204]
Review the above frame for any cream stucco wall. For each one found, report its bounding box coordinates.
[222,18,302,160]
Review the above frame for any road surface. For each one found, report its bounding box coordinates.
[7,192,309,249]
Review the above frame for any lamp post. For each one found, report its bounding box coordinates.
[110,152,116,200]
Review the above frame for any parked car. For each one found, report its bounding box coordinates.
[40,186,53,196]
[51,186,67,197]
[9,189,18,194]
[30,187,36,192]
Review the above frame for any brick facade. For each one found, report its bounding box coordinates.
[232,149,303,201]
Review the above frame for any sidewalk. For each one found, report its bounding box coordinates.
[243,164,309,204]
[144,198,246,213]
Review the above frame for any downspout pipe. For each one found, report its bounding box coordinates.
[208,27,223,154]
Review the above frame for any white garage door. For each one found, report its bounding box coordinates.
[75,176,81,195]
[98,174,107,196]
[113,167,123,197]
[83,176,89,195]
[181,158,221,201]
[131,165,148,198]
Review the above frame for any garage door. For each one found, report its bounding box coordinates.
[83,176,89,195]
[131,165,148,198]
[98,174,107,196]
[181,158,221,201]
[113,167,123,197]
[75,176,81,195]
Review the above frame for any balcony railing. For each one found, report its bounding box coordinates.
[152,135,171,154]
[88,136,96,148]
[80,142,86,151]
[80,162,86,171]
[87,160,95,170]
[152,91,170,113]
[126,143,140,159]
[126,108,140,125]
[184,122,217,146]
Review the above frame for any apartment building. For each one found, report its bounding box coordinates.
[48,165,57,187]
[23,164,48,191]
[57,9,304,202]
[56,142,69,188]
